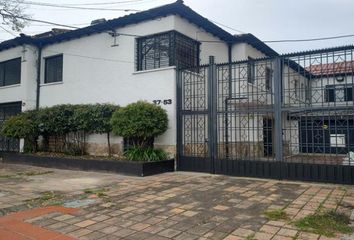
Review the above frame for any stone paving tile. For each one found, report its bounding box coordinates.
[74,219,96,228]
[0,164,354,240]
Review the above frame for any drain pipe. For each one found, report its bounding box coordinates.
[36,44,42,110]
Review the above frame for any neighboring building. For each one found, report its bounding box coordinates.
[0,0,277,155]
[299,62,354,155]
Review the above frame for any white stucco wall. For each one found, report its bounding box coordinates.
[232,43,267,62]
[0,45,38,111]
[173,16,229,64]
[38,15,202,148]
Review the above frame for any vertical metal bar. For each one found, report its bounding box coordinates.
[208,56,217,173]
[273,57,283,179]
[225,44,233,159]
[176,66,183,171]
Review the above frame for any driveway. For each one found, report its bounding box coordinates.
[0,163,353,240]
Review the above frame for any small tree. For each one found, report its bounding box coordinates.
[111,101,168,148]
[73,104,119,156]
[37,105,78,152]
[1,111,38,152]
[91,104,119,156]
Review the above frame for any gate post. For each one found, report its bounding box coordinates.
[208,56,218,173]
[273,57,283,179]
[176,65,182,171]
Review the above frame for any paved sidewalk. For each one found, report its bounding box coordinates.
[0,163,353,240]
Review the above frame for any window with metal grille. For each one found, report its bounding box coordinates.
[45,55,63,83]
[136,31,200,71]
[265,67,272,91]
[0,58,21,87]
[247,58,255,84]
[325,85,353,102]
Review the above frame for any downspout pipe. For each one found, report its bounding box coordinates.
[36,44,42,110]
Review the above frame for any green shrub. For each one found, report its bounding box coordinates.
[124,146,168,162]
[34,104,120,155]
[37,104,78,136]
[73,104,119,156]
[1,111,39,152]
[111,101,168,148]
[36,105,79,152]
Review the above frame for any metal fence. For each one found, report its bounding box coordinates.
[0,102,21,153]
[177,45,354,184]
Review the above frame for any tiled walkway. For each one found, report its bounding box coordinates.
[0,206,77,240]
[0,163,353,240]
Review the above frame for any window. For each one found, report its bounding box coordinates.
[45,55,63,83]
[305,82,310,102]
[247,58,255,84]
[265,67,272,91]
[136,31,200,71]
[300,83,304,99]
[0,58,21,87]
[325,85,353,102]
[294,80,298,97]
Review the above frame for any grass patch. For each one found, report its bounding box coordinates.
[25,191,63,206]
[0,175,14,179]
[293,210,354,237]
[264,209,289,221]
[245,234,256,240]
[84,188,109,198]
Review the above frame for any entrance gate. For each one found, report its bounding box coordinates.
[0,102,22,153]
[177,46,354,184]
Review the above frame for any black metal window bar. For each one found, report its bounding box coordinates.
[136,31,200,71]
[177,45,354,184]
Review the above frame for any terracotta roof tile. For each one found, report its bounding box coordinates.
[306,62,354,75]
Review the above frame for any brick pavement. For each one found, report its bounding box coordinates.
[0,163,353,240]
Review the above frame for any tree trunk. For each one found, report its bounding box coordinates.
[107,132,111,157]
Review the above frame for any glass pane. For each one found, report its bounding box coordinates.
[0,64,4,87]
[3,58,21,86]
[45,55,63,83]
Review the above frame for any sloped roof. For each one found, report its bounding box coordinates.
[306,62,354,76]
[0,0,278,57]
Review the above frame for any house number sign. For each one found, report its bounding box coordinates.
[153,99,172,105]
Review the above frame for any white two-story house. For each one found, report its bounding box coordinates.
[0,0,279,155]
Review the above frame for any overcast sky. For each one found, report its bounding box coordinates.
[1,0,354,54]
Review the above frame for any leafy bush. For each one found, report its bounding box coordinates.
[34,104,119,154]
[36,105,79,152]
[73,104,119,155]
[111,101,168,148]
[124,146,168,162]
[37,104,78,137]
[1,111,39,152]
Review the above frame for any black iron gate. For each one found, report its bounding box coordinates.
[0,102,22,153]
[177,46,354,184]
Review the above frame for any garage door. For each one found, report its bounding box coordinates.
[0,102,22,152]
